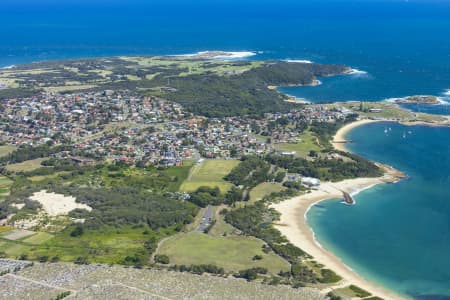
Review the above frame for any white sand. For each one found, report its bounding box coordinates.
[332,119,381,151]
[272,119,408,300]
[272,175,406,300]
[29,190,92,216]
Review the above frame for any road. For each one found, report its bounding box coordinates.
[195,205,214,232]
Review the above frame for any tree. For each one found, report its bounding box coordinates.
[155,254,170,264]
[308,150,318,157]
[70,224,84,237]
[274,171,286,183]
[225,187,242,205]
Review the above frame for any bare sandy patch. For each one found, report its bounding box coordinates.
[29,190,92,217]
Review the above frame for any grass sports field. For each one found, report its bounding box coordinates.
[180,160,239,193]
[157,232,290,274]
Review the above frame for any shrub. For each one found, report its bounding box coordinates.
[154,254,170,264]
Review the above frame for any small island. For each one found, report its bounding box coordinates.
[394,95,441,105]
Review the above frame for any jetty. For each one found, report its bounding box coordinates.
[333,139,353,144]
[343,191,355,205]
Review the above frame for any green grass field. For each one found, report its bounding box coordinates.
[273,130,321,157]
[208,206,235,237]
[180,160,239,193]
[0,175,13,201]
[249,182,285,203]
[8,225,174,264]
[5,158,48,173]
[22,232,54,245]
[0,145,17,157]
[158,232,290,274]
[0,226,14,234]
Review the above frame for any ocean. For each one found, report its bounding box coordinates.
[1,0,450,298]
[308,122,450,299]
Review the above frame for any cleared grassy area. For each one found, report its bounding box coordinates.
[339,101,446,123]
[273,130,321,157]
[119,56,263,77]
[208,206,235,237]
[249,182,285,203]
[0,240,31,256]
[22,232,54,245]
[5,158,48,172]
[0,175,13,201]
[180,160,239,193]
[158,232,290,274]
[0,226,14,234]
[18,225,174,264]
[45,84,96,92]
[28,171,71,182]
[0,145,17,157]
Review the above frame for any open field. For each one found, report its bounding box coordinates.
[338,101,448,122]
[0,176,13,201]
[0,261,326,300]
[0,145,17,157]
[180,160,239,193]
[0,225,172,264]
[21,232,54,245]
[208,206,235,237]
[0,241,31,256]
[0,226,14,234]
[5,158,48,173]
[273,130,321,157]
[157,232,290,274]
[249,182,285,203]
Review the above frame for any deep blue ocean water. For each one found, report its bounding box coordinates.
[1,0,450,298]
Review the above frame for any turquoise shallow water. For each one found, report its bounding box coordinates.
[307,122,450,299]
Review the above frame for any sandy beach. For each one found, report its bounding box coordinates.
[332,119,381,151]
[272,119,408,300]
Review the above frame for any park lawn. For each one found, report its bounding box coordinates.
[274,130,321,157]
[0,145,17,157]
[249,182,285,203]
[158,232,290,274]
[22,232,54,245]
[180,160,239,194]
[5,158,49,173]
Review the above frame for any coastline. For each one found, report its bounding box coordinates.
[332,119,382,152]
[272,119,408,300]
